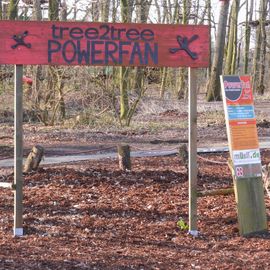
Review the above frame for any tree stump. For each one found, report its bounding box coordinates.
[117,144,131,171]
[178,144,188,170]
[24,145,44,173]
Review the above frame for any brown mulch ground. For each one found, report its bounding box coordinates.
[1,151,270,270]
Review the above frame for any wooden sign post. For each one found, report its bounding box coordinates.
[0,20,210,236]
[220,75,267,235]
[188,68,198,236]
[14,65,24,236]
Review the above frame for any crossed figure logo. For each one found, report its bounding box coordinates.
[169,35,198,60]
[11,31,31,49]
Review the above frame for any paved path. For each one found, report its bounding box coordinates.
[0,141,269,168]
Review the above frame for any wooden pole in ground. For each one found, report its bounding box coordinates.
[221,75,267,236]
[188,67,198,236]
[14,64,24,236]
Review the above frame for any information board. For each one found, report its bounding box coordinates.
[221,75,262,179]
[0,21,209,67]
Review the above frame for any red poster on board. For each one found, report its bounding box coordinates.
[0,21,209,67]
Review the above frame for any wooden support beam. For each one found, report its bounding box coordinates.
[14,64,24,237]
[233,177,267,236]
[188,67,198,237]
[197,188,234,197]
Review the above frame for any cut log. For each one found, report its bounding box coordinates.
[117,144,131,171]
[178,143,188,169]
[197,187,234,197]
[24,145,44,173]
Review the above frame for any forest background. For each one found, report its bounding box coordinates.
[0,0,269,128]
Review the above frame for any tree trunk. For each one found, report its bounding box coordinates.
[119,66,130,125]
[48,1,66,123]
[33,0,42,20]
[236,38,241,72]
[0,0,3,19]
[224,0,240,75]
[101,0,110,22]
[177,0,188,100]
[159,67,168,98]
[8,0,17,20]
[154,0,161,23]
[252,25,261,93]
[207,0,212,76]
[162,0,169,23]
[60,0,68,21]
[128,0,135,19]
[32,0,42,114]
[119,0,131,125]
[2,2,8,20]
[49,0,59,21]
[244,0,254,74]
[112,0,117,22]
[256,0,267,95]
[133,0,151,95]
[92,2,99,21]
[206,0,230,101]
[57,74,66,120]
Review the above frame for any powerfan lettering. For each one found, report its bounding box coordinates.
[48,24,158,65]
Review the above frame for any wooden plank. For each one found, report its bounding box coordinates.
[14,64,24,237]
[0,21,209,67]
[234,177,267,235]
[197,187,234,197]
[188,67,198,236]
[220,75,267,236]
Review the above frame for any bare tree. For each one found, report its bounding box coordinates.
[133,0,152,95]
[244,0,254,74]
[119,0,131,125]
[60,0,68,21]
[0,0,2,19]
[255,0,268,94]
[160,0,179,98]
[101,0,111,22]
[31,0,43,113]
[8,0,18,19]
[206,0,230,101]
[224,0,240,75]
[177,0,189,100]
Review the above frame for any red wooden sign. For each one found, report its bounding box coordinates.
[0,21,209,67]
